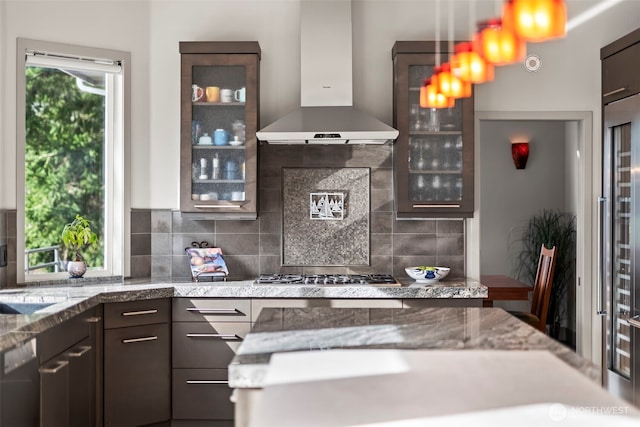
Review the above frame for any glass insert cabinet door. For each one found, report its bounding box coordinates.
[179,42,260,218]
[392,42,474,218]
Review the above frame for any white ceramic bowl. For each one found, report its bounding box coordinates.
[229,138,244,146]
[405,266,451,283]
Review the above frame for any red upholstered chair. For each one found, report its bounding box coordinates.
[508,245,557,332]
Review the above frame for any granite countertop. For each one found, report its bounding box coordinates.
[228,307,598,389]
[0,277,487,352]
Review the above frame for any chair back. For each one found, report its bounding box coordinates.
[530,244,557,331]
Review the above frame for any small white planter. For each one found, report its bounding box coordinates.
[67,261,87,278]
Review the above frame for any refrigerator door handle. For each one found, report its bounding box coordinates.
[629,315,640,329]
[597,196,607,315]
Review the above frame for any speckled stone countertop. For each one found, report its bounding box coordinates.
[228,307,598,389]
[0,277,486,352]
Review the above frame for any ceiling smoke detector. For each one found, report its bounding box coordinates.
[524,54,542,72]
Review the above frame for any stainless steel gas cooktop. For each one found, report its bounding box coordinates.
[254,274,401,286]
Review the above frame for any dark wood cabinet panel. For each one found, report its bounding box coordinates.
[104,298,170,329]
[392,41,474,218]
[172,368,234,420]
[104,322,171,427]
[601,27,640,105]
[38,306,101,427]
[172,298,248,423]
[0,339,39,427]
[173,298,250,323]
[104,298,170,427]
[173,322,249,369]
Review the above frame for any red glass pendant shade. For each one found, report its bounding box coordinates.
[436,63,472,99]
[511,142,530,169]
[475,19,526,66]
[503,0,566,42]
[451,42,495,84]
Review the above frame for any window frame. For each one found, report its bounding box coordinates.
[16,38,131,282]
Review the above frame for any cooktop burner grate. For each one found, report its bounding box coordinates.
[255,273,400,286]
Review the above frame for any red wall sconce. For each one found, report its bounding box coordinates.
[511,141,530,169]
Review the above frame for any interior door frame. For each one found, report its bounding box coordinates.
[468,111,597,365]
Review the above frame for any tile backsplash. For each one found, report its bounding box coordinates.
[149,144,466,281]
[2,145,466,284]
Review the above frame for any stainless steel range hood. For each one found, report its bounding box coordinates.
[256,0,398,145]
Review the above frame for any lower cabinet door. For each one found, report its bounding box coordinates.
[40,356,69,427]
[104,323,170,427]
[172,368,233,420]
[67,336,94,427]
[1,339,39,427]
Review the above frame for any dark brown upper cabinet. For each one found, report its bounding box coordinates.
[601,27,640,105]
[180,41,261,219]
[392,41,474,219]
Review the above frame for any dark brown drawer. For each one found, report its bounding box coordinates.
[104,298,170,329]
[173,322,250,369]
[38,306,97,363]
[603,42,640,103]
[172,368,233,420]
[104,323,170,426]
[173,298,250,323]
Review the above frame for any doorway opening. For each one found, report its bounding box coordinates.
[468,111,596,363]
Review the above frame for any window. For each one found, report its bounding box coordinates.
[16,39,130,282]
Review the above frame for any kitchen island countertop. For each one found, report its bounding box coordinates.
[0,277,486,351]
[229,306,598,389]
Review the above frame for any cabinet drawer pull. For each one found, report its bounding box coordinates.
[186,333,241,340]
[629,315,640,329]
[412,204,461,208]
[194,204,242,209]
[186,307,241,314]
[603,87,626,97]
[67,345,92,358]
[122,336,158,344]
[86,316,102,323]
[121,309,158,317]
[186,380,229,385]
[39,360,69,374]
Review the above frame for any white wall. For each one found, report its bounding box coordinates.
[479,120,568,276]
[2,0,640,210]
[1,0,151,206]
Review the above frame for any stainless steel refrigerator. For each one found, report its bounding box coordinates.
[601,92,640,406]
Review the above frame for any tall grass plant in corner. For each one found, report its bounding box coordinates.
[515,209,576,341]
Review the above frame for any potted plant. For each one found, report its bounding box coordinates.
[514,209,576,344]
[61,214,98,278]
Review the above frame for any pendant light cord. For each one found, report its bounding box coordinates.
[448,0,454,60]
[435,0,440,67]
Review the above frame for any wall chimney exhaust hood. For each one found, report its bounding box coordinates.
[256,0,398,145]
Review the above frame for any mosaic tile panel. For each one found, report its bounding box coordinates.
[282,168,370,266]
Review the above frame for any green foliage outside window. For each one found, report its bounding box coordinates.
[25,67,104,271]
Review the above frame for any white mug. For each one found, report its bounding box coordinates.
[234,87,246,102]
[220,88,233,103]
[192,84,204,102]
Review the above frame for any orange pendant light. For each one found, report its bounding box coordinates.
[451,42,495,84]
[474,18,526,66]
[420,78,455,109]
[436,63,472,99]
[502,0,566,42]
